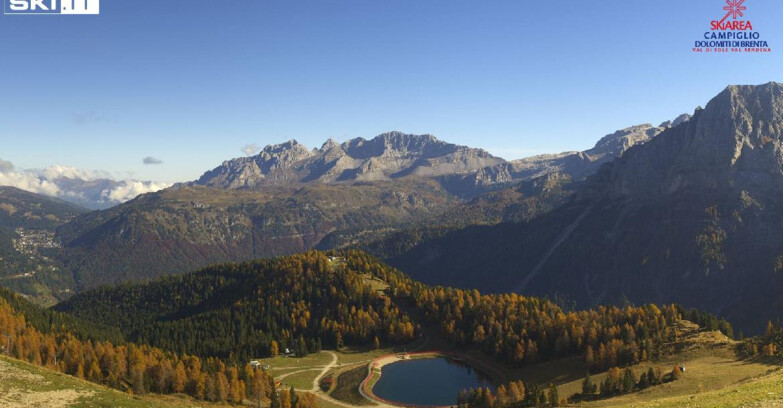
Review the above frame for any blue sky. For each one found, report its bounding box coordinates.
[1,0,781,184]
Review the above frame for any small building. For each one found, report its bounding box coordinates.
[250,360,261,368]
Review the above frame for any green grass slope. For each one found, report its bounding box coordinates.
[0,355,231,408]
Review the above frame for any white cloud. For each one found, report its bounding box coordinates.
[102,180,171,203]
[241,143,260,156]
[143,157,163,165]
[40,164,106,181]
[0,169,62,196]
[0,158,171,209]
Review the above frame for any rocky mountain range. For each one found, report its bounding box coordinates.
[0,95,694,314]
[195,132,504,191]
[383,82,783,333]
[17,116,679,294]
[509,115,690,181]
[194,120,688,198]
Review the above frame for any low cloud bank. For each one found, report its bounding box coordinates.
[0,159,171,209]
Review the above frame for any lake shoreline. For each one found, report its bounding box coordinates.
[360,351,500,408]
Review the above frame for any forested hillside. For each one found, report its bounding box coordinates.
[345,251,731,371]
[55,252,418,360]
[0,288,277,404]
[56,251,730,374]
[0,287,123,345]
[382,83,783,334]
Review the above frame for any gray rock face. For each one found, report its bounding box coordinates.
[659,113,692,128]
[195,122,684,197]
[385,82,783,333]
[507,120,686,182]
[195,132,505,191]
[599,82,783,199]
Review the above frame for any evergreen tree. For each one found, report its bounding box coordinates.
[582,371,593,395]
[622,368,636,393]
[270,387,281,408]
[637,371,649,389]
[297,336,308,357]
[290,386,299,408]
[647,367,658,386]
[547,383,559,407]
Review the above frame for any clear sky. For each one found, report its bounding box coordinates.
[1,0,781,184]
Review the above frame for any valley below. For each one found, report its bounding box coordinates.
[3,268,783,408]
[3,83,783,407]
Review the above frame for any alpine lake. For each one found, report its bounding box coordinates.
[371,356,494,406]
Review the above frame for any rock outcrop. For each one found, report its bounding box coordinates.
[195,122,684,197]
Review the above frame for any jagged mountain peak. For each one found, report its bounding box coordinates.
[262,139,302,152]
[195,132,504,190]
[376,131,439,143]
[658,113,692,128]
[506,121,670,183]
[340,132,455,159]
[320,138,340,151]
[591,113,694,159]
[597,81,783,198]
[588,123,660,157]
[386,82,783,334]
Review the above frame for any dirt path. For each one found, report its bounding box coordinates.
[309,350,339,392]
[306,351,397,408]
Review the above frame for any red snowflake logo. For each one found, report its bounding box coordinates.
[721,0,747,22]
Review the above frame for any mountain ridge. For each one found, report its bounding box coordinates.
[194,120,688,198]
[193,131,506,192]
[381,82,783,333]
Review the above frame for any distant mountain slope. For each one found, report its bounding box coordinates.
[383,82,783,333]
[57,179,455,288]
[0,186,87,229]
[0,187,87,304]
[51,123,675,291]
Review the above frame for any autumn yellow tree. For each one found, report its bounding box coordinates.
[173,361,187,393]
